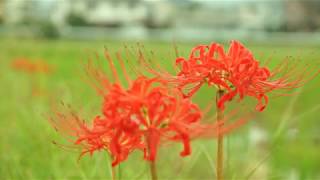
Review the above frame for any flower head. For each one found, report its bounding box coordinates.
[147,41,319,111]
[51,50,204,166]
[98,76,202,162]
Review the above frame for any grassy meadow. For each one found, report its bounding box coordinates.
[0,38,320,179]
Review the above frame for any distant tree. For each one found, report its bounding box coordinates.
[39,22,60,39]
[67,13,88,26]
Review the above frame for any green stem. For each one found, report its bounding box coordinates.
[150,161,158,180]
[109,155,116,180]
[143,109,158,180]
[118,163,121,180]
[216,89,225,180]
[111,166,116,180]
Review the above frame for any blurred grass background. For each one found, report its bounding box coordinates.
[0,38,319,180]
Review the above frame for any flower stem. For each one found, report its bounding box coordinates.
[146,138,157,180]
[111,166,116,180]
[216,89,225,180]
[149,161,158,180]
[109,154,116,180]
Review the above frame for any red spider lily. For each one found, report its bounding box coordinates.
[98,76,203,162]
[144,41,319,111]
[97,62,205,156]
[51,50,205,166]
[11,58,53,74]
[50,107,142,166]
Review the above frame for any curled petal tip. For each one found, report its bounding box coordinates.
[180,150,190,157]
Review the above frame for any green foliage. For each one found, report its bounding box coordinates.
[39,23,60,39]
[67,13,88,27]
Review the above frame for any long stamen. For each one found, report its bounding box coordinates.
[116,52,132,86]
[104,50,120,83]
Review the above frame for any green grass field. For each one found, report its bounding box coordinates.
[0,38,320,179]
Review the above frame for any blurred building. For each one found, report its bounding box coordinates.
[1,0,320,40]
[174,1,284,31]
[284,1,320,32]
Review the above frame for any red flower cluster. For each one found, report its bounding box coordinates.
[52,51,203,166]
[163,40,317,111]
[51,41,318,169]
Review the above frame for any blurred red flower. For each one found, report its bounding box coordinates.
[11,58,53,74]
